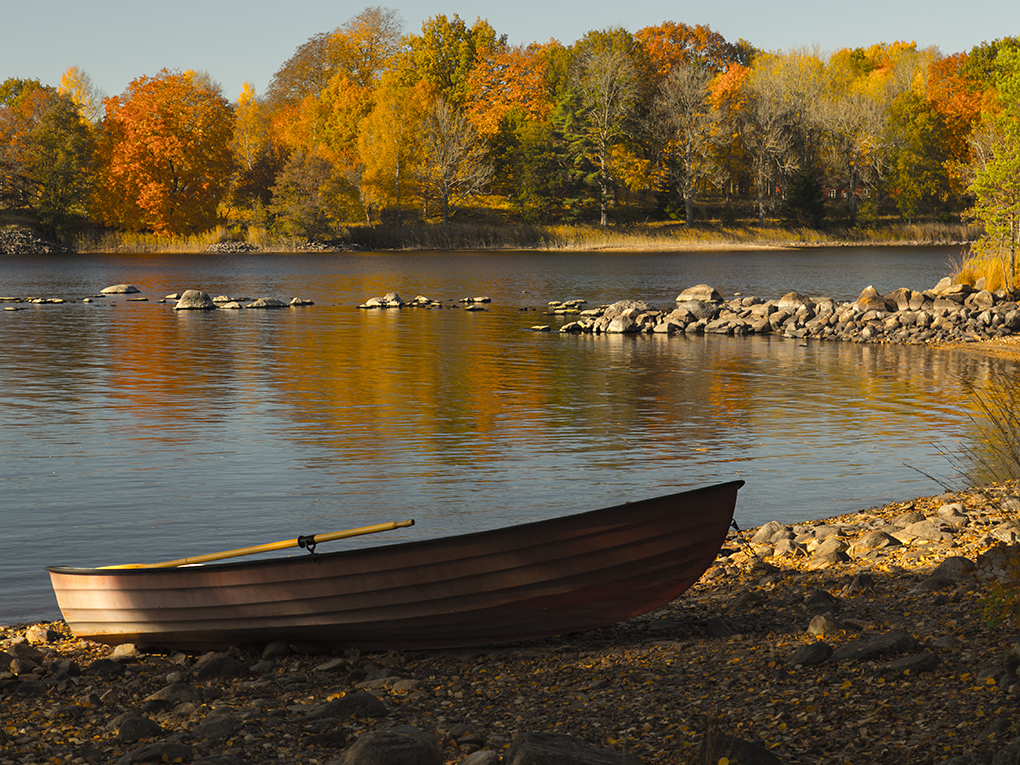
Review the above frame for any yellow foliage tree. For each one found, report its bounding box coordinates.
[357,78,427,222]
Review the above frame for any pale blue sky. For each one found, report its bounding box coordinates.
[2,0,1017,102]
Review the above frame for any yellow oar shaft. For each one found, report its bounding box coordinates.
[102,519,415,570]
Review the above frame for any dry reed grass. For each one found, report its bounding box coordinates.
[68,219,978,254]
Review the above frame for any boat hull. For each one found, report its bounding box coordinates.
[47,481,743,650]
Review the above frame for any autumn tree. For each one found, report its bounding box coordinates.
[0,78,94,234]
[636,21,749,77]
[969,46,1020,293]
[358,78,426,222]
[58,66,105,124]
[886,90,951,220]
[465,41,554,137]
[404,14,499,107]
[417,97,493,223]
[269,150,352,238]
[561,29,650,226]
[225,81,285,215]
[92,69,234,235]
[652,64,718,225]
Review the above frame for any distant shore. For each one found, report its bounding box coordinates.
[1,220,977,256]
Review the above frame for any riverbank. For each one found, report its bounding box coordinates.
[5,484,1020,765]
[1,220,977,256]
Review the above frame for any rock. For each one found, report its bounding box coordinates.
[752,521,793,544]
[101,284,141,294]
[117,715,163,743]
[245,297,287,308]
[24,624,58,645]
[777,291,811,311]
[789,641,833,666]
[360,292,405,308]
[340,730,442,765]
[831,631,920,662]
[676,284,723,302]
[144,683,201,705]
[110,643,140,661]
[929,556,977,581]
[849,530,901,555]
[204,241,258,253]
[195,654,251,681]
[461,751,501,765]
[881,652,940,674]
[193,714,239,742]
[808,614,843,637]
[896,519,954,543]
[289,297,314,306]
[505,731,643,765]
[855,285,894,312]
[0,227,68,254]
[174,290,217,310]
[263,641,291,660]
[300,690,389,720]
[803,589,841,614]
[699,732,786,765]
[114,742,194,765]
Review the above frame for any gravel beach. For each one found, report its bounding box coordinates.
[5,477,1020,765]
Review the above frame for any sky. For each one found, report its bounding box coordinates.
[2,0,1017,102]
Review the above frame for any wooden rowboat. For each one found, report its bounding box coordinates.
[47,480,743,650]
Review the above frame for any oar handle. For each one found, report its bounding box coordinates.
[102,519,416,569]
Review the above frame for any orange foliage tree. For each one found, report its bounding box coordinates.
[465,41,554,137]
[635,21,748,79]
[92,69,234,235]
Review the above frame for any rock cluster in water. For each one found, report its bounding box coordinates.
[554,278,1020,345]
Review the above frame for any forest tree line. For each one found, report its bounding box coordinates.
[1,6,1018,264]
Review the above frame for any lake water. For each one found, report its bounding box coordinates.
[1,245,1012,625]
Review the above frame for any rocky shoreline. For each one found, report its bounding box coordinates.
[533,279,1020,348]
[6,485,1020,764]
[0,226,68,255]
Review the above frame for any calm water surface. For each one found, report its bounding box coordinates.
[1,246,1011,624]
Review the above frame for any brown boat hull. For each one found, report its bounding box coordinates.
[47,481,743,650]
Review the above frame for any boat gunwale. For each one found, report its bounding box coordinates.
[45,480,744,577]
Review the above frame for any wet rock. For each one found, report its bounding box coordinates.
[360,292,404,308]
[100,284,140,294]
[174,290,217,310]
[246,297,287,308]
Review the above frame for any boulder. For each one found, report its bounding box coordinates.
[855,285,895,312]
[676,284,722,302]
[174,290,216,310]
[100,284,140,294]
[245,297,287,308]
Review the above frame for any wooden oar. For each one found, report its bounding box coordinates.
[101,519,415,570]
